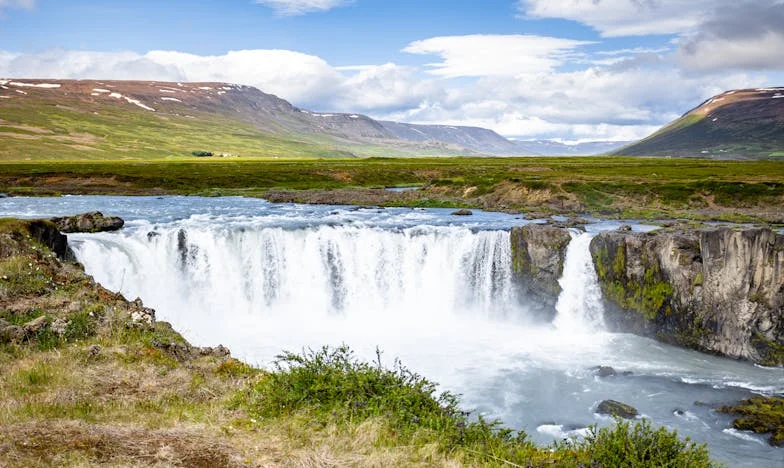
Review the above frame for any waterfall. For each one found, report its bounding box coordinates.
[71,224,519,328]
[553,231,605,331]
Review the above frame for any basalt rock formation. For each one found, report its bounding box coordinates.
[590,228,784,365]
[510,224,572,321]
[51,211,124,233]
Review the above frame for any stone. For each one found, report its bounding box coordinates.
[27,220,73,261]
[451,209,473,216]
[2,325,25,343]
[597,400,638,419]
[129,298,156,327]
[50,212,124,233]
[51,317,68,336]
[86,344,102,359]
[23,315,48,334]
[618,224,633,231]
[595,366,617,377]
[0,318,9,331]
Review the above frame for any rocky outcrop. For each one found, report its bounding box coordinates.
[510,224,572,320]
[51,211,124,233]
[596,400,638,419]
[590,228,784,365]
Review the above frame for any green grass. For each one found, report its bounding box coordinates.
[0,97,356,160]
[1,157,782,221]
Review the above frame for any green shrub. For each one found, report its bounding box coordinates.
[581,419,713,467]
[64,310,97,342]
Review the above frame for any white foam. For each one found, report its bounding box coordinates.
[723,429,765,445]
[14,90,26,95]
[161,97,181,102]
[198,86,212,90]
[160,89,176,93]
[93,89,111,93]
[537,424,591,440]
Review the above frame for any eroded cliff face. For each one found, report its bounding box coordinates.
[510,225,572,321]
[590,228,784,365]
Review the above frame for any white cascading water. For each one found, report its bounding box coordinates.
[73,224,519,328]
[553,231,605,332]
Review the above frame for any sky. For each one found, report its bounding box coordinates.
[1,0,783,142]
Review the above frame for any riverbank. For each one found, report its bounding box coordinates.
[0,217,722,466]
[1,157,782,224]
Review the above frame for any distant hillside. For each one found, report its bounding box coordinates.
[0,79,623,159]
[614,88,784,159]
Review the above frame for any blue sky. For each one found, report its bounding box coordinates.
[1,0,783,141]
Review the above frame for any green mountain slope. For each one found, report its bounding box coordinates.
[614,88,784,159]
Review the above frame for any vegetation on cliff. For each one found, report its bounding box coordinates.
[719,396,784,447]
[0,217,722,466]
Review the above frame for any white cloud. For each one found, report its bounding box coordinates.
[146,50,344,105]
[0,43,777,143]
[678,31,784,71]
[255,0,352,16]
[403,34,592,77]
[676,1,784,71]
[518,0,717,37]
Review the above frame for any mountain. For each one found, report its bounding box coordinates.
[511,139,630,156]
[614,88,784,159]
[0,79,622,159]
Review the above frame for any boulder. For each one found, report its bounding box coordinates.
[50,212,124,233]
[51,317,68,336]
[595,366,617,377]
[1,325,25,343]
[597,400,638,419]
[27,220,73,261]
[451,209,473,216]
[23,315,48,334]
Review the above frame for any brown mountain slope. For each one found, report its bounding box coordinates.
[614,88,784,159]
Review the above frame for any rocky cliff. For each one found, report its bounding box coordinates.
[590,228,784,365]
[510,224,572,321]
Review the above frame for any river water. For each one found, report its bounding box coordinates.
[1,196,782,466]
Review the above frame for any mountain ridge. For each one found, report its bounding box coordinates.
[0,78,625,158]
[614,87,784,159]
